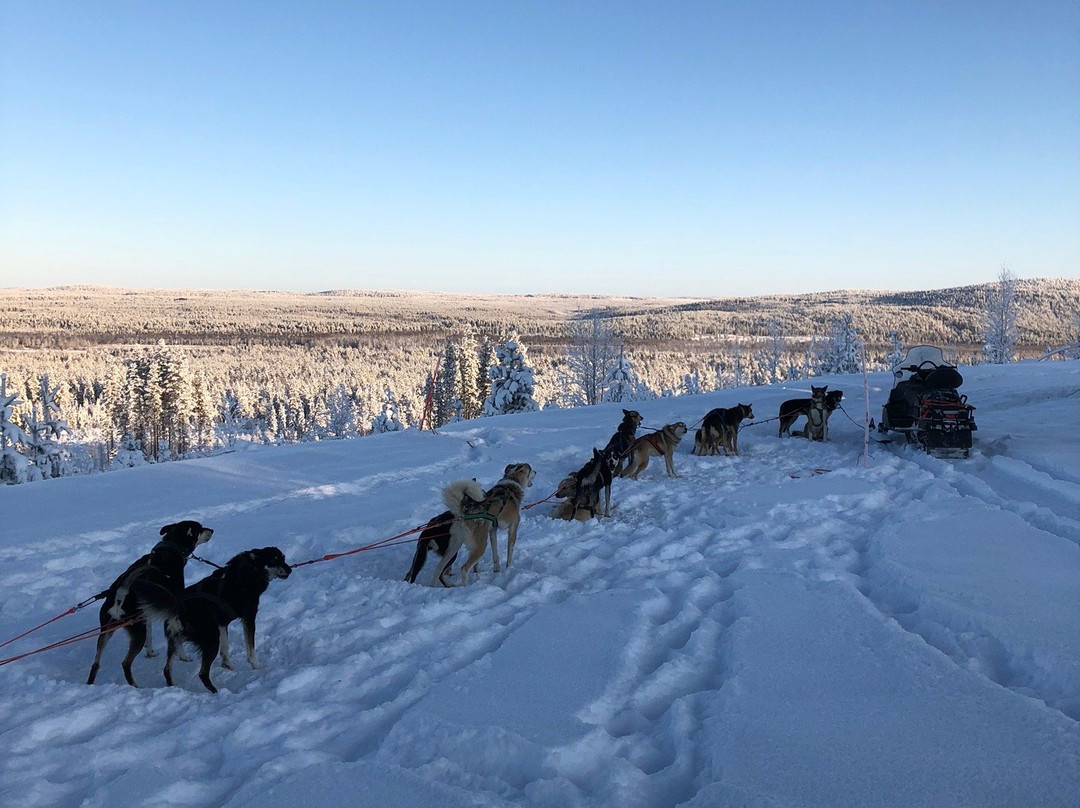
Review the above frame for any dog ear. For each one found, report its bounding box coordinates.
[160,524,175,536]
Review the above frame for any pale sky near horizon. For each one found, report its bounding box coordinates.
[1,2,1077,297]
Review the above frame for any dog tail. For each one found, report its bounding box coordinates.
[442,479,485,516]
[129,577,184,635]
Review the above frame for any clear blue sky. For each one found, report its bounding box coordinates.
[1,1,1077,296]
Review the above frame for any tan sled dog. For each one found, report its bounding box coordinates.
[553,474,597,522]
[622,422,688,479]
[442,463,535,585]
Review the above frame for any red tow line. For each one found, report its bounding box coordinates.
[0,615,138,667]
[291,523,434,568]
[0,594,103,653]
[523,490,559,510]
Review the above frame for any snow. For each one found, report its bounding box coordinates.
[1,361,1078,807]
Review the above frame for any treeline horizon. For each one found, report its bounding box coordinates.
[3,277,1078,349]
[0,277,1076,479]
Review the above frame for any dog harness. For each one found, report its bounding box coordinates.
[460,484,518,525]
[643,431,673,453]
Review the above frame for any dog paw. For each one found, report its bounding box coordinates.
[249,660,265,670]
[221,659,234,670]
[144,649,159,659]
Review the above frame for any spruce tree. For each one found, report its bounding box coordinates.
[886,330,905,368]
[602,349,644,403]
[0,374,29,484]
[371,387,405,432]
[457,330,483,420]
[817,314,862,375]
[432,340,459,428]
[483,337,540,416]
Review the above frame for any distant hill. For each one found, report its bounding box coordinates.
[1,278,1076,352]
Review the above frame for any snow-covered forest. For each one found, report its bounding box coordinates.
[1,280,1078,482]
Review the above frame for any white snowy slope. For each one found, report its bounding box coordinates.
[1,362,1078,808]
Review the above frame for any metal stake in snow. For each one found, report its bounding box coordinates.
[860,341,870,467]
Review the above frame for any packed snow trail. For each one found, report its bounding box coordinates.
[1,363,1078,807]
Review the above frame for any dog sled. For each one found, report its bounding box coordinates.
[877,345,976,459]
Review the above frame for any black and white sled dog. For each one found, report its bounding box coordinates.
[87,520,214,688]
[778,388,843,438]
[600,409,643,476]
[554,448,612,520]
[403,510,458,586]
[148,547,292,693]
[696,404,754,456]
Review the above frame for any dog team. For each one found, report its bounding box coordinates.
[86,387,840,692]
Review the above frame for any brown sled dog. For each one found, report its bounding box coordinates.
[622,422,688,479]
[439,463,535,585]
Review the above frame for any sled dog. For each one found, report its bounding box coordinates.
[778,389,843,438]
[622,422,688,479]
[554,448,611,520]
[600,409,643,476]
[140,547,291,693]
[403,510,458,586]
[699,404,754,456]
[87,520,214,688]
[438,463,535,585]
[802,385,830,441]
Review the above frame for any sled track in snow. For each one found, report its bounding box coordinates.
[907,449,1080,548]
[852,453,1080,724]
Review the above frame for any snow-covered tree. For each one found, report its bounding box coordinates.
[715,343,746,390]
[153,342,189,457]
[432,340,459,428]
[682,369,703,396]
[483,337,540,416]
[325,384,361,438]
[111,434,148,469]
[219,388,245,447]
[0,374,29,484]
[602,348,645,403]
[1070,312,1080,360]
[457,330,483,420]
[982,264,1020,364]
[817,313,862,375]
[761,317,787,384]
[476,340,495,412]
[187,371,215,453]
[19,377,72,480]
[371,387,406,433]
[33,374,72,478]
[563,313,623,406]
[21,405,52,482]
[886,330,905,368]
